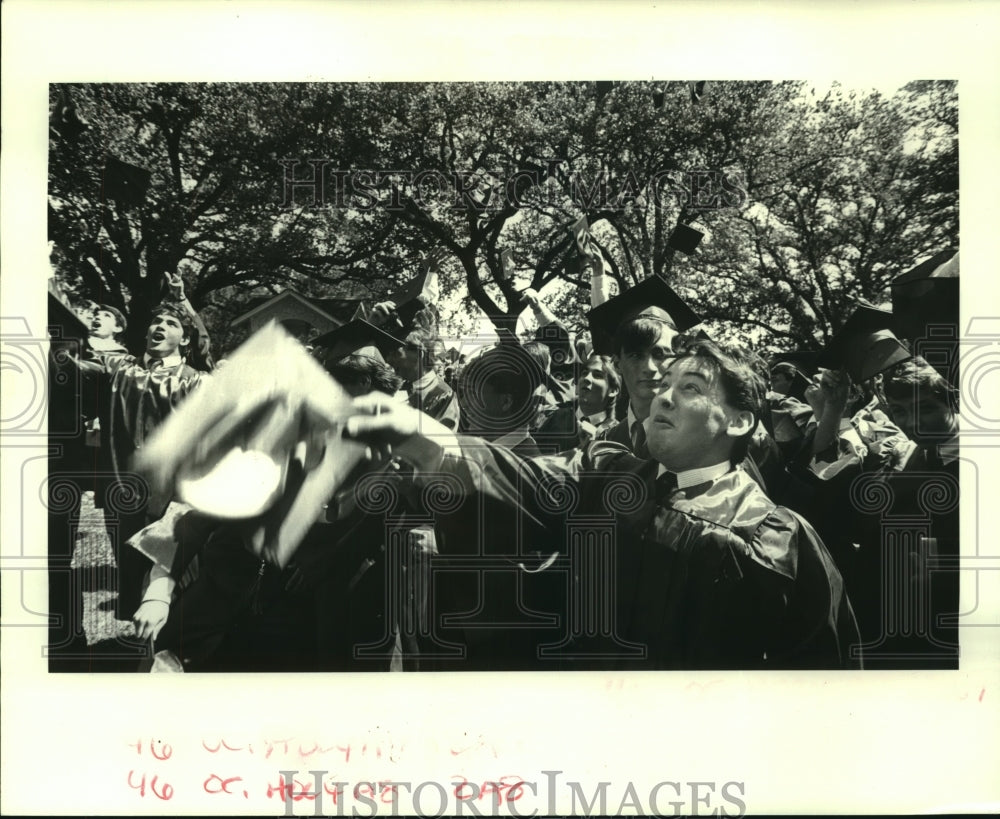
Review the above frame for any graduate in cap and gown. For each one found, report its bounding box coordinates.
[369,258,462,432]
[587,274,700,457]
[805,305,959,668]
[343,338,861,670]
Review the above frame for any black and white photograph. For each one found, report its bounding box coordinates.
[42,77,961,675]
[3,1,999,816]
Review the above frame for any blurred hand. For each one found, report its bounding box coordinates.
[805,368,849,417]
[369,300,397,325]
[818,368,850,413]
[133,599,170,641]
[165,271,185,301]
[521,288,540,308]
[345,393,421,446]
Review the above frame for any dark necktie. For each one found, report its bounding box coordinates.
[655,470,678,503]
[632,420,649,458]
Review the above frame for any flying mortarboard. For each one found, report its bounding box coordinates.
[102,155,152,207]
[310,319,403,365]
[495,326,521,347]
[381,260,441,335]
[818,305,913,383]
[586,275,701,356]
[891,248,959,340]
[667,223,704,255]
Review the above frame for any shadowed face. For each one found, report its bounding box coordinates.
[614,324,677,406]
[770,369,792,395]
[577,358,617,417]
[885,392,957,445]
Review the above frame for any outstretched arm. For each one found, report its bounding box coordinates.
[166,272,214,369]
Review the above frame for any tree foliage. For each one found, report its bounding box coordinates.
[49,80,957,354]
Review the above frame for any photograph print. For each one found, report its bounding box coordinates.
[43,79,960,674]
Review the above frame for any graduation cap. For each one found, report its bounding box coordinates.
[818,305,913,383]
[495,326,521,347]
[586,275,701,356]
[310,319,403,365]
[382,263,439,335]
[768,350,819,397]
[102,155,152,207]
[891,248,959,340]
[667,223,704,255]
[768,350,820,377]
[135,322,367,569]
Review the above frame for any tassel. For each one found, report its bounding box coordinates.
[248,558,267,614]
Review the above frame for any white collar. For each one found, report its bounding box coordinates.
[627,404,638,430]
[576,407,608,426]
[89,336,124,352]
[656,460,732,490]
[143,352,182,370]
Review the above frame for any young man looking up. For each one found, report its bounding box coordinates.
[70,301,206,620]
[342,339,860,670]
[87,304,129,354]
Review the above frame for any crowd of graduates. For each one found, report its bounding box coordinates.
[46,244,960,673]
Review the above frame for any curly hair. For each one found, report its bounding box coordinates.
[325,353,403,396]
[149,301,195,338]
[671,338,766,465]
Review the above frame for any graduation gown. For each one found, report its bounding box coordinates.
[75,353,204,515]
[427,440,860,670]
[409,371,461,430]
[147,460,414,672]
[808,426,959,669]
[71,352,204,617]
[534,403,617,454]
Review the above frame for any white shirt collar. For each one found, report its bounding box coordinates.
[143,352,182,370]
[576,407,607,426]
[656,460,732,490]
[627,404,638,430]
[89,336,124,352]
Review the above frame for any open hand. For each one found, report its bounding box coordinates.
[133,599,170,641]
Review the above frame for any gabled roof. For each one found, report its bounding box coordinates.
[230,289,364,328]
